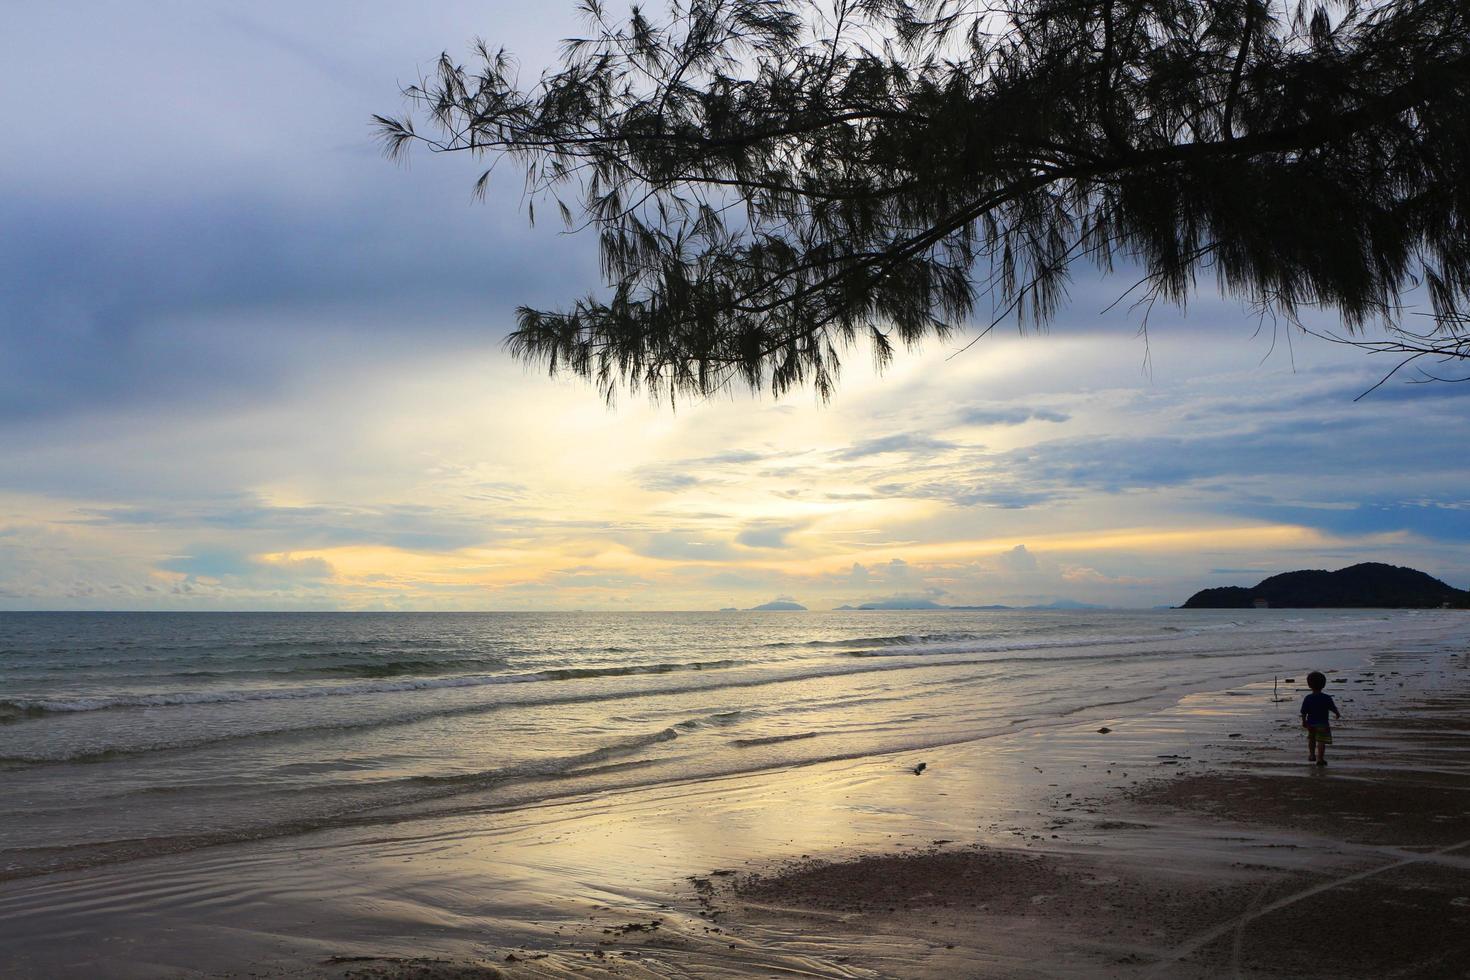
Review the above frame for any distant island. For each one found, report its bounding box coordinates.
[1182,562,1470,609]
[833,599,1104,611]
[748,600,807,611]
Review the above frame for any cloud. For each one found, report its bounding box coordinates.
[735,521,809,549]
[631,531,741,562]
[637,471,705,493]
[160,548,335,585]
[698,450,774,465]
[876,481,1064,509]
[632,448,795,493]
[829,391,1467,517]
[1219,499,1470,543]
[831,433,962,460]
[461,482,529,503]
[541,566,655,590]
[940,406,1468,523]
[831,560,952,606]
[997,544,1039,572]
[699,569,776,590]
[1059,564,1156,586]
[75,498,502,553]
[956,406,1071,426]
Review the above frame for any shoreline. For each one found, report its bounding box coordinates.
[2,630,1466,978]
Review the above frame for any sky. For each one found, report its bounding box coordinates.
[2,1,1467,611]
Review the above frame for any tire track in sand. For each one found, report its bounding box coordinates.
[1147,837,1470,977]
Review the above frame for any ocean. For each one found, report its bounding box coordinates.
[2,608,1463,885]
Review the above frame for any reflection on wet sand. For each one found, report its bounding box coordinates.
[3,639,1466,977]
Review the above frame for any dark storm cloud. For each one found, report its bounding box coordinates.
[0,183,595,426]
[0,2,595,426]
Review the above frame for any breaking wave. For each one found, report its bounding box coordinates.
[0,659,742,718]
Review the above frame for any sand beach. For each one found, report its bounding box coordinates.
[2,612,1466,979]
[720,656,1470,979]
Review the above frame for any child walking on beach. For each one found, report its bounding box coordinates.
[1301,671,1342,766]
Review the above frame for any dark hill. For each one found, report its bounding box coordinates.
[1182,563,1470,609]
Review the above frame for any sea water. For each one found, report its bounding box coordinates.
[2,609,1463,882]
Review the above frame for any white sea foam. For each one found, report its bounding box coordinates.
[0,659,745,716]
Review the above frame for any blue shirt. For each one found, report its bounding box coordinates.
[1301,691,1337,726]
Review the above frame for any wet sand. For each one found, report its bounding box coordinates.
[717,674,1470,979]
[4,643,1466,978]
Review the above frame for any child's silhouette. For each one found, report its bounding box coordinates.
[1300,671,1342,766]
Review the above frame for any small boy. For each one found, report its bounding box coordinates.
[1300,671,1342,766]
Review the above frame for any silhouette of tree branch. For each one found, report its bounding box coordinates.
[1298,314,1470,398]
[380,0,1470,401]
